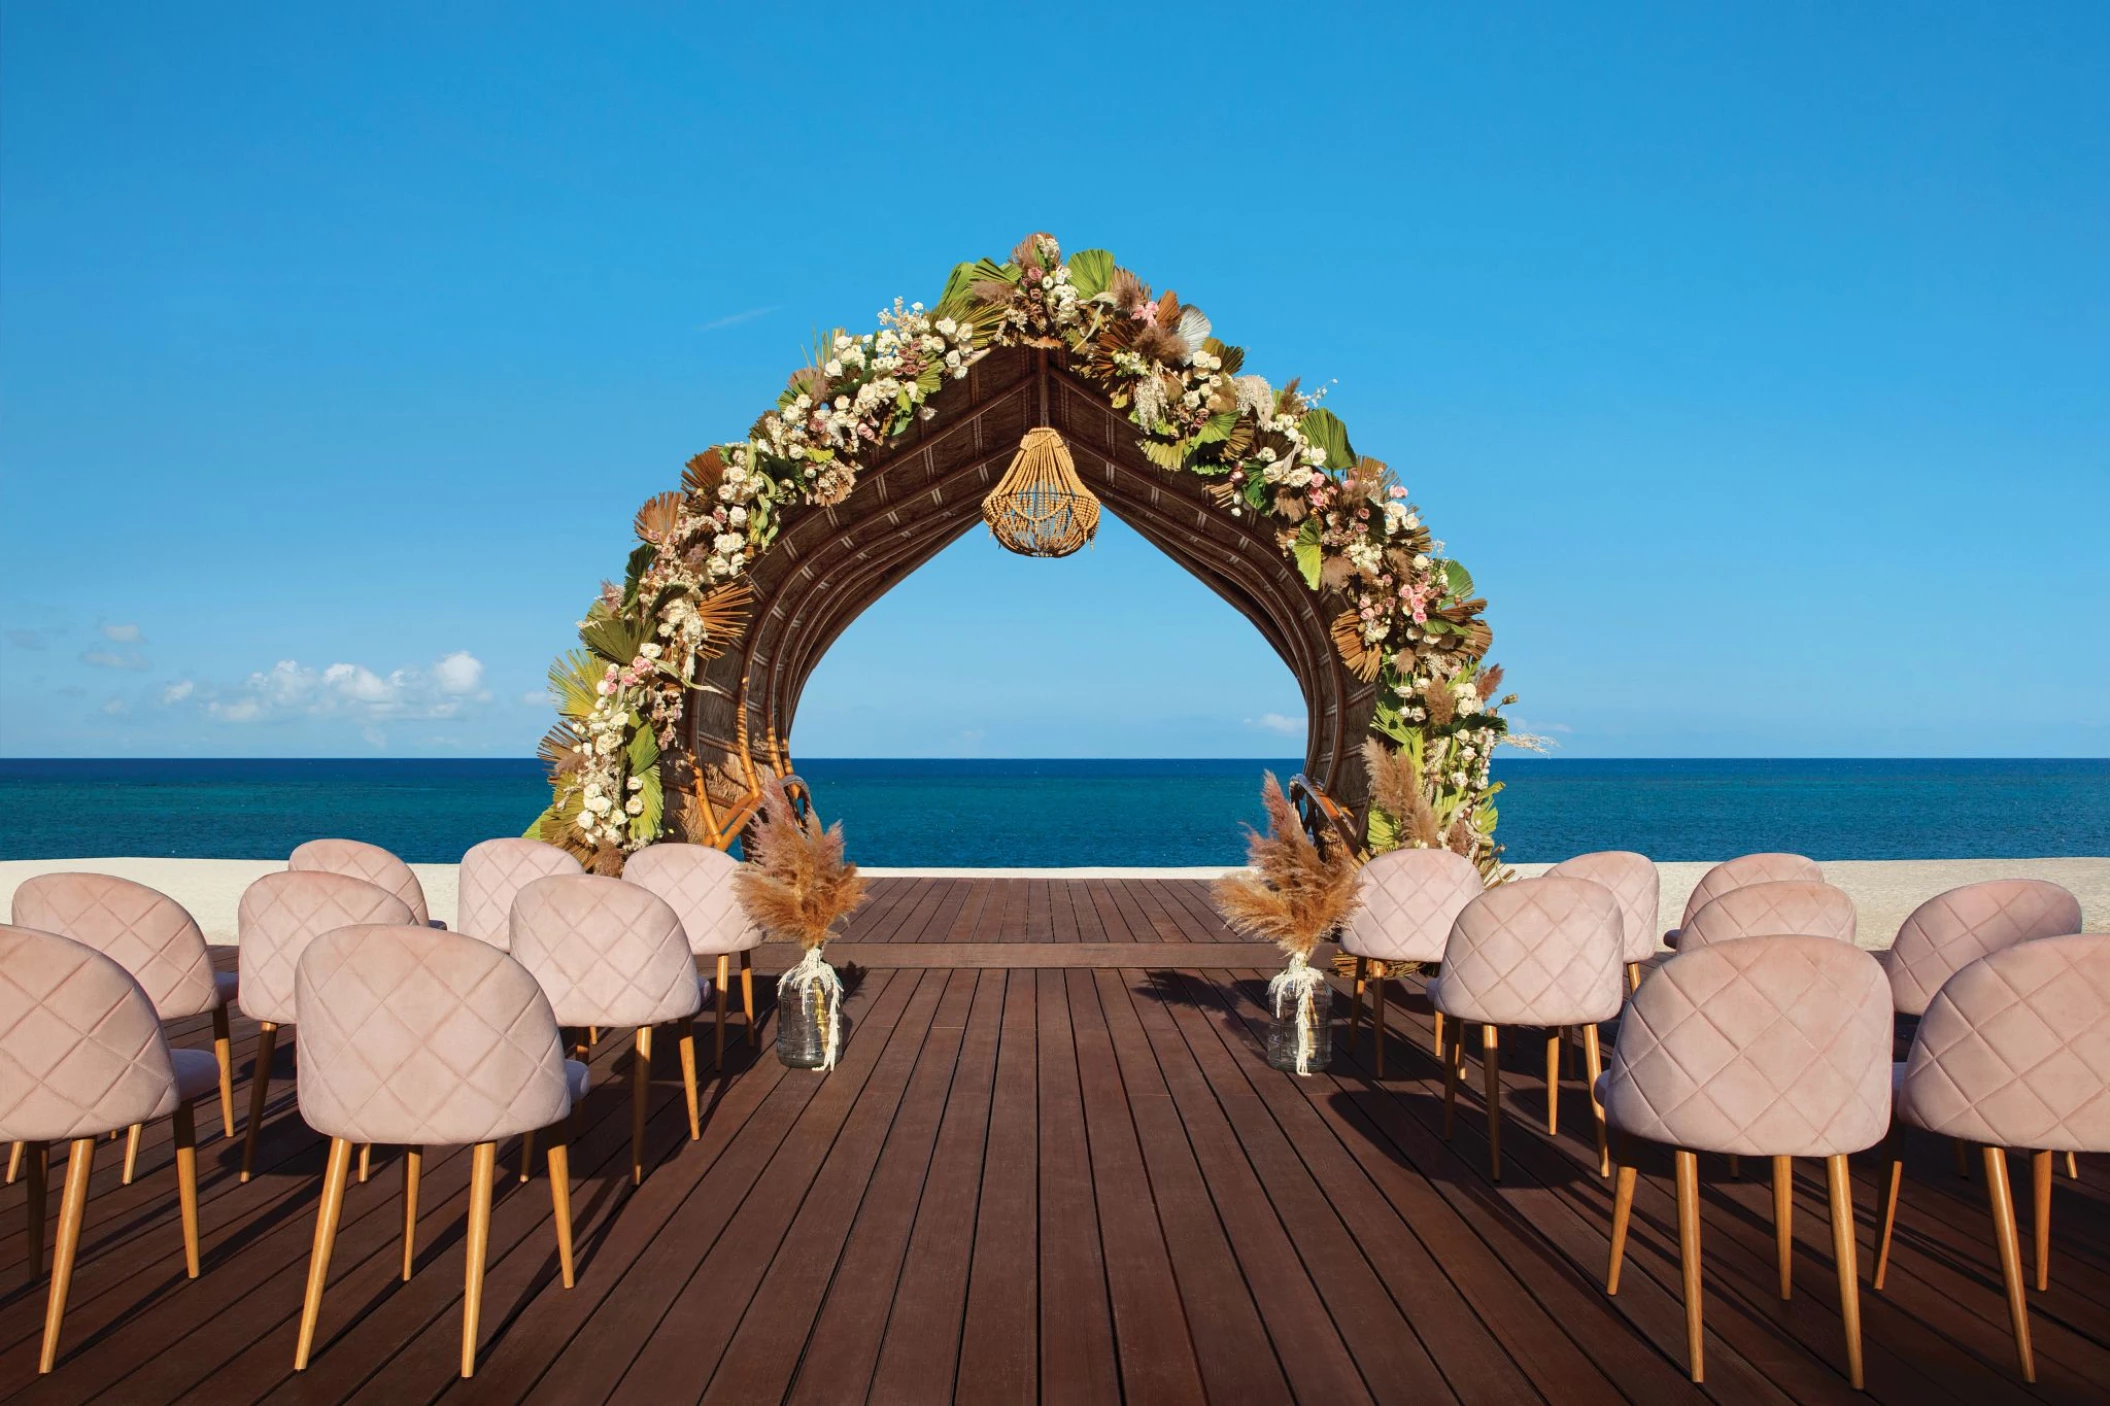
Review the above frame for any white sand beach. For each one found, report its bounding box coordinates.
[1,855,2103,950]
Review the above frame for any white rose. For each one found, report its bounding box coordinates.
[825,359,843,377]
[625,798,644,815]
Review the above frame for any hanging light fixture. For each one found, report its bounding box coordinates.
[982,427,1101,558]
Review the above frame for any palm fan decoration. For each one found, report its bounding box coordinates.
[733,774,867,1070]
[1213,772,1361,1074]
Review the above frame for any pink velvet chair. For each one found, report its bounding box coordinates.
[290,838,435,927]
[1336,847,1482,1075]
[235,870,414,1179]
[1881,879,2082,1019]
[1430,876,1625,1178]
[1548,850,1660,992]
[510,874,704,1184]
[1677,880,1858,953]
[622,842,763,1068]
[1600,936,1892,1387]
[1873,934,2110,1383]
[10,872,239,1180]
[456,838,584,949]
[1,925,219,1373]
[1664,853,1821,949]
[291,923,583,1378]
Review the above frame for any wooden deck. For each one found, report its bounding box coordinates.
[6,878,2110,1403]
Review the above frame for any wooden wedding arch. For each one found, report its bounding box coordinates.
[676,343,1378,842]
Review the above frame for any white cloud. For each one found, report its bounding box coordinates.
[161,679,195,704]
[522,689,551,707]
[200,652,492,725]
[100,623,145,644]
[1246,712,1306,735]
[698,305,780,332]
[81,648,151,671]
[432,650,485,695]
[101,697,127,716]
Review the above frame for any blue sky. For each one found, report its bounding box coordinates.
[1,3,2103,758]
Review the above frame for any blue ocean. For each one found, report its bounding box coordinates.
[0,758,2102,866]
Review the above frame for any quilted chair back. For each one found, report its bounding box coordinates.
[510,875,702,1028]
[1601,936,1892,1157]
[237,871,415,1025]
[457,839,584,949]
[1547,851,1660,964]
[1894,933,2110,1153]
[290,838,431,926]
[295,924,572,1146]
[1678,881,1857,953]
[10,872,218,1020]
[0,924,184,1142]
[1884,879,2084,1018]
[621,843,763,956]
[1678,853,1822,929]
[1434,876,1625,1027]
[1340,848,1484,964]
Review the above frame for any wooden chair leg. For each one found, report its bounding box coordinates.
[714,956,730,1069]
[1606,1162,1638,1293]
[1582,1024,1608,1176]
[519,1128,536,1184]
[6,1140,20,1185]
[212,1004,237,1138]
[1983,1145,2034,1381]
[1432,1007,1445,1061]
[1874,1133,1905,1291]
[1544,1028,1563,1136]
[547,1136,575,1289]
[117,1123,142,1185]
[462,1141,496,1378]
[294,1137,353,1371]
[2032,1149,2052,1291]
[1348,957,1366,1051]
[679,1019,701,1140]
[1826,1154,1864,1389]
[173,1103,200,1279]
[2065,1151,2078,1179]
[1626,962,1642,995]
[240,1022,278,1183]
[357,1143,372,1184]
[38,1136,96,1373]
[1773,1155,1794,1299]
[740,950,756,1047]
[402,1147,422,1281]
[24,1140,49,1280]
[1483,1024,1503,1180]
[1727,1154,1741,1180]
[1954,1137,1972,1178]
[1442,1021,1462,1138]
[1676,1147,1704,1383]
[1372,975,1387,1079]
[631,1026,653,1185]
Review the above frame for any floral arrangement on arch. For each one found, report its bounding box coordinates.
[532,233,1522,876]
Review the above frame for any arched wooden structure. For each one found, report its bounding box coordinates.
[681,344,1377,829]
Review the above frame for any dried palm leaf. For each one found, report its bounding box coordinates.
[733,774,868,951]
[1211,773,1360,961]
[684,448,726,501]
[692,580,754,658]
[634,490,683,544]
[1330,609,1385,682]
